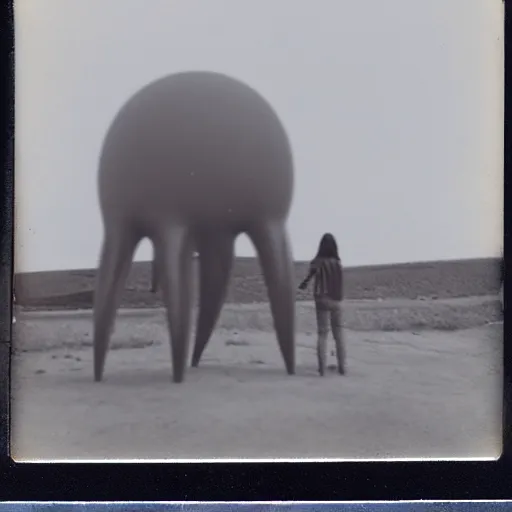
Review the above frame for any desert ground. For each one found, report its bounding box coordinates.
[10,258,503,461]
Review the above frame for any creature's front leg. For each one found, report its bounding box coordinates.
[154,225,195,383]
[93,225,140,381]
[191,230,235,367]
[247,220,296,375]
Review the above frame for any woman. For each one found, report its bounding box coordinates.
[299,233,345,376]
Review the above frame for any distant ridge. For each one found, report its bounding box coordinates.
[15,256,498,277]
[14,257,501,312]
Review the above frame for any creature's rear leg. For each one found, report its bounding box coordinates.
[155,225,194,383]
[247,220,296,375]
[191,231,235,367]
[93,225,140,382]
[150,248,159,293]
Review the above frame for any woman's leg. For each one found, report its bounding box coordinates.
[330,301,345,374]
[315,300,329,376]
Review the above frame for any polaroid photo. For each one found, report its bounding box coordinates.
[10,0,504,463]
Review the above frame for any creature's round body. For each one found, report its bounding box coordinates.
[98,71,294,233]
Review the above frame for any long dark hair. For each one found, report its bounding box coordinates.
[314,233,340,261]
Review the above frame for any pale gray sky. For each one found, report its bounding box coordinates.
[15,0,503,273]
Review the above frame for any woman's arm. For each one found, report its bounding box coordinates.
[299,261,317,290]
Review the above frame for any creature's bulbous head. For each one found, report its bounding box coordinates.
[98,72,294,228]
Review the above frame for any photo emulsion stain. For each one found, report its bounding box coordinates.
[11,0,504,461]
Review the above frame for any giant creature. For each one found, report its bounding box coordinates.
[94,71,296,383]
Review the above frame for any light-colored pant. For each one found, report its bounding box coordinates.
[314,297,345,375]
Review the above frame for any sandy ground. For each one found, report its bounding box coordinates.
[10,297,503,462]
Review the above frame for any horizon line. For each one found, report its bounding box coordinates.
[14,255,500,277]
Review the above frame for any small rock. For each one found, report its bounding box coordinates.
[35,369,46,374]
[225,339,250,347]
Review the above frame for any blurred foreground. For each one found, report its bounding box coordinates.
[11,297,502,461]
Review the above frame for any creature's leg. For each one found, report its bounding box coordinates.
[155,225,194,383]
[191,231,235,367]
[247,220,295,375]
[330,302,345,375]
[93,227,140,382]
[150,248,159,293]
[315,300,329,376]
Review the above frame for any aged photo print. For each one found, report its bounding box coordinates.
[11,0,503,461]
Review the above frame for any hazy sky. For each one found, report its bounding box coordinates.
[15,0,503,273]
